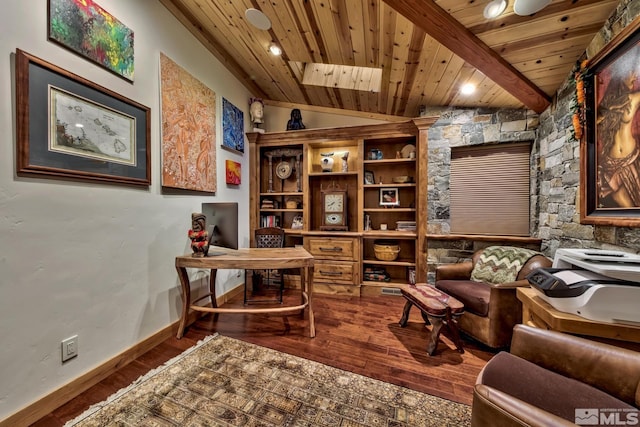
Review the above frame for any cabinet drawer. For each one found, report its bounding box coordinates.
[313,260,357,284]
[308,238,358,260]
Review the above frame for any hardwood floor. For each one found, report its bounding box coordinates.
[31,291,496,426]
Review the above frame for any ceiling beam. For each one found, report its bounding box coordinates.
[383,0,551,113]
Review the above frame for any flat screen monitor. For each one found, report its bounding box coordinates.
[201,202,238,250]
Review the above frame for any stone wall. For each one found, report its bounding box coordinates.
[422,0,640,282]
[423,107,540,281]
[537,0,640,256]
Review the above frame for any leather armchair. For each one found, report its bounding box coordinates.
[472,325,640,426]
[435,247,551,348]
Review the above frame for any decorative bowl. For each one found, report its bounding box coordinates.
[392,175,412,183]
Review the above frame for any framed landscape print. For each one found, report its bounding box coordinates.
[15,49,150,187]
[580,18,640,226]
[48,0,134,81]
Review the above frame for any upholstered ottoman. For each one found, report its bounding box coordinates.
[399,284,465,355]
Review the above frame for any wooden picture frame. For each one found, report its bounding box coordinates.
[15,49,150,187]
[364,170,375,185]
[580,18,640,226]
[380,187,399,207]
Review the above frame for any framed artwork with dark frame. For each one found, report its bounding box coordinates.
[15,49,151,187]
[380,187,399,207]
[364,170,375,185]
[580,18,640,226]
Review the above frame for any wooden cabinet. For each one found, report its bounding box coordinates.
[247,118,436,295]
[307,235,360,294]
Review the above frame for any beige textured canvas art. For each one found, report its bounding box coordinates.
[160,53,216,192]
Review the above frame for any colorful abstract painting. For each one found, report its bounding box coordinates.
[225,160,241,185]
[48,0,134,81]
[160,53,216,192]
[222,98,244,153]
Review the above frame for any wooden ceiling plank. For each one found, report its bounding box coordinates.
[382,0,551,113]
[331,0,356,65]
[397,26,426,116]
[286,0,325,64]
[309,1,347,65]
[193,0,304,102]
[386,13,413,115]
[420,45,456,107]
[502,34,595,63]
[257,0,314,64]
[347,1,367,66]
[364,0,382,68]
[430,54,466,107]
[378,3,397,115]
[160,0,268,98]
[404,36,443,114]
[480,8,616,47]
[468,0,617,34]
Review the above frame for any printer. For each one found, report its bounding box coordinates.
[526,248,640,325]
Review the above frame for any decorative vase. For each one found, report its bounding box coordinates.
[320,152,334,172]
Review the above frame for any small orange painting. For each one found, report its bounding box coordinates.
[160,53,216,192]
[226,160,241,185]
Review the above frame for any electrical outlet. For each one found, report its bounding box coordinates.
[61,335,78,362]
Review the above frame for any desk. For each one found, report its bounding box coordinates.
[175,247,315,339]
[517,287,640,349]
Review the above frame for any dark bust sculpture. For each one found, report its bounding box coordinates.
[286,108,305,131]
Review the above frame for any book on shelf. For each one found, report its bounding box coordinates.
[396,220,416,231]
[260,215,280,228]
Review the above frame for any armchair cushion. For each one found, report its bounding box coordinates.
[479,351,635,422]
[470,246,541,284]
[435,279,490,316]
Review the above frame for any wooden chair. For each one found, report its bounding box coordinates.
[244,227,285,304]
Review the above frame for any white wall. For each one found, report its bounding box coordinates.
[0,2,396,420]
[0,1,252,419]
[263,105,387,132]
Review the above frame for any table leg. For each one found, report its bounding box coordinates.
[209,269,219,321]
[399,300,413,327]
[175,266,191,339]
[426,314,444,356]
[447,312,465,353]
[305,266,316,338]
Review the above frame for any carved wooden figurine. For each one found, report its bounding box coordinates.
[189,213,209,257]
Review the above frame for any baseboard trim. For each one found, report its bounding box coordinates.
[1,283,244,427]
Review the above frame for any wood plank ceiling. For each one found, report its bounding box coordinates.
[159,0,619,119]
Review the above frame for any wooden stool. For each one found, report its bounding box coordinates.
[399,284,465,355]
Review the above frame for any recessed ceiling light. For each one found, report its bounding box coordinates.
[513,0,551,16]
[245,8,271,30]
[461,83,476,95]
[269,43,282,56]
[483,0,507,19]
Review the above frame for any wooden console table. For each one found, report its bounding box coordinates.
[517,287,640,349]
[175,247,315,339]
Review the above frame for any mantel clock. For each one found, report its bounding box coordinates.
[320,185,348,231]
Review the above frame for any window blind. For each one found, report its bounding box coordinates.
[450,142,531,236]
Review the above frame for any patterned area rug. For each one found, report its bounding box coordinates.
[65,334,471,426]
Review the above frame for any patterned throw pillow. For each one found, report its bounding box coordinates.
[470,246,540,284]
